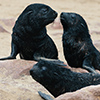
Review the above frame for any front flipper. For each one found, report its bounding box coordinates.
[82,55,97,73]
[0,42,19,60]
[0,56,16,60]
[38,91,54,100]
[33,46,58,61]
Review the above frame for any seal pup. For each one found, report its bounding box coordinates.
[0,3,58,61]
[60,12,100,73]
[30,59,100,97]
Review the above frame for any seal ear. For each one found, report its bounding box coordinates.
[24,11,33,18]
[36,57,67,67]
[26,11,33,14]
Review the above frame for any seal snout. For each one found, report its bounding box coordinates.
[60,12,66,18]
[60,12,65,21]
[53,10,58,17]
[60,12,69,21]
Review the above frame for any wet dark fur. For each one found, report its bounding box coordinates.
[30,59,100,97]
[60,12,100,73]
[0,3,58,60]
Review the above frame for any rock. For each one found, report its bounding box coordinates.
[0,59,100,100]
[55,85,100,100]
[0,88,43,100]
[62,63,89,73]
[91,31,100,34]
[0,59,37,79]
[65,63,100,74]
[0,18,15,34]
[0,18,15,27]
[0,59,47,100]
[0,25,9,33]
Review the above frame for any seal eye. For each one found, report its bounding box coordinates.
[42,8,48,14]
[40,8,48,16]
[42,66,47,71]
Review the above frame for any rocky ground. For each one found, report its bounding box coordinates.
[55,85,100,100]
[0,0,100,100]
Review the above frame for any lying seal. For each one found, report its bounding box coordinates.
[30,59,100,98]
[0,3,58,61]
[60,12,100,73]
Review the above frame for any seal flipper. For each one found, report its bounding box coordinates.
[0,42,18,60]
[82,65,97,73]
[82,56,98,74]
[38,91,54,100]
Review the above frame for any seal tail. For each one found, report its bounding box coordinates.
[38,91,54,100]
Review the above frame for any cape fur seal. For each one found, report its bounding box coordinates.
[60,12,100,73]
[0,3,58,61]
[30,59,100,98]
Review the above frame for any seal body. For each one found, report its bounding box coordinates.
[60,12,100,72]
[30,59,100,97]
[0,3,58,61]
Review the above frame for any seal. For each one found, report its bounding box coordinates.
[0,3,58,61]
[30,59,100,98]
[60,12,100,73]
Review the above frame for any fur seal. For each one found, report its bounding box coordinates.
[0,3,58,61]
[60,12,100,73]
[30,59,100,97]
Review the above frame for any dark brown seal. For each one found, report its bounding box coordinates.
[30,59,100,98]
[0,3,58,61]
[60,12,100,73]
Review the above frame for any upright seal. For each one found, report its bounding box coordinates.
[0,3,58,61]
[60,12,100,73]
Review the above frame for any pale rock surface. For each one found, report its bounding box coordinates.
[55,85,100,100]
[0,59,49,100]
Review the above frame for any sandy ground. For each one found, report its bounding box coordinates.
[0,0,100,99]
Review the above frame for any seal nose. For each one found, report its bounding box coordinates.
[61,12,64,17]
[61,12,64,16]
[30,69,33,75]
[53,10,58,17]
[60,12,66,17]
